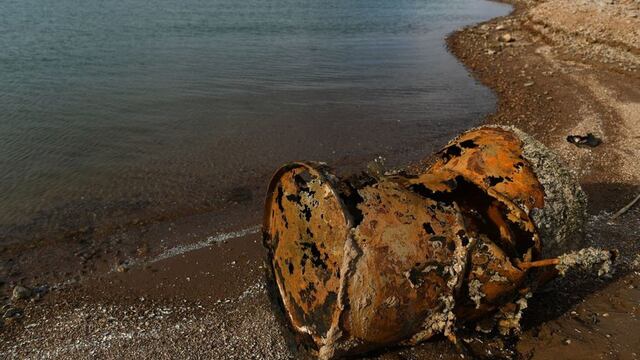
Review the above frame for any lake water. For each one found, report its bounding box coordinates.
[0,0,509,244]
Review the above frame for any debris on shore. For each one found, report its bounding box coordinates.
[263,126,609,359]
[566,133,602,148]
[11,286,32,302]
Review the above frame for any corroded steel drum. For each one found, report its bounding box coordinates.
[263,126,587,359]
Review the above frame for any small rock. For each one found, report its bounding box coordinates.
[524,81,535,87]
[3,306,22,319]
[566,133,602,148]
[496,24,506,31]
[116,264,129,273]
[11,285,32,301]
[564,339,572,345]
[498,33,514,43]
[487,49,496,55]
[31,285,49,301]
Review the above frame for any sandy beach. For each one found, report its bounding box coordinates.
[2,0,640,358]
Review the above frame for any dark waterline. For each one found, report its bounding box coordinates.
[0,0,510,244]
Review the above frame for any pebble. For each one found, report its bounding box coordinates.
[116,264,129,273]
[11,285,32,301]
[3,306,23,319]
[499,33,515,43]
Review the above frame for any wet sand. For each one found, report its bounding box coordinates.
[2,0,640,358]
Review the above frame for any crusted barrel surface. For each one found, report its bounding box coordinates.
[263,127,589,359]
[263,162,352,343]
[343,180,468,347]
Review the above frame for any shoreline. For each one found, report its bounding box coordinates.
[3,0,640,358]
[0,1,512,300]
[447,1,640,357]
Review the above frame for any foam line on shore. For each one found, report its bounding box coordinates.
[109,225,261,273]
[150,225,261,263]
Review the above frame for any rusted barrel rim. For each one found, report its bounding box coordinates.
[262,161,354,240]
[262,161,355,352]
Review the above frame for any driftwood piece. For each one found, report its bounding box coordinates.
[610,193,640,220]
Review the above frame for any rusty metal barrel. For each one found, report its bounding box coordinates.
[263,126,587,359]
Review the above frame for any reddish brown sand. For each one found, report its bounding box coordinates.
[2,0,640,359]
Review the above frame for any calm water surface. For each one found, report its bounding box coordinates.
[0,0,509,243]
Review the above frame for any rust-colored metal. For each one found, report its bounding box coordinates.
[263,127,592,359]
[404,127,545,321]
[263,162,352,344]
[344,181,468,346]
[417,127,545,212]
